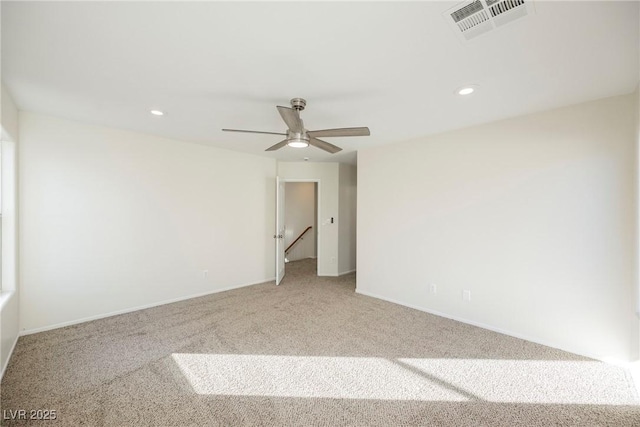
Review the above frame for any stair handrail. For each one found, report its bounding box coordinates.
[285,226,313,254]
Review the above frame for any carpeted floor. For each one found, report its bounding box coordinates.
[2,258,639,426]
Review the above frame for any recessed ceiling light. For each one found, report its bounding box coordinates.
[456,85,478,96]
[150,110,164,116]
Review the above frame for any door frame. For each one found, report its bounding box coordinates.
[275,176,286,285]
[281,179,321,275]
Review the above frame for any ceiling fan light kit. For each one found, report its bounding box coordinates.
[222,98,370,154]
[287,138,309,149]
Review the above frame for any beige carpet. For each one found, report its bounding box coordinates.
[2,259,639,426]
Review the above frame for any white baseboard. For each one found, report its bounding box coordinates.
[287,256,316,263]
[21,278,275,336]
[355,288,608,363]
[339,269,356,276]
[0,333,19,381]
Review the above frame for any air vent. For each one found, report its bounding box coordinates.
[444,0,534,42]
[451,0,491,33]
[487,0,525,17]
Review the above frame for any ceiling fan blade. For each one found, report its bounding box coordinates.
[307,127,370,138]
[265,139,289,152]
[276,106,303,133]
[222,129,287,136]
[309,137,342,154]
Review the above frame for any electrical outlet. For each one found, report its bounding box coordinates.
[430,284,437,294]
[463,290,471,302]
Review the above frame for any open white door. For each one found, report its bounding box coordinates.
[275,176,286,285]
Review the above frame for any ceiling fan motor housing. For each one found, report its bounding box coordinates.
[287,130,309,148]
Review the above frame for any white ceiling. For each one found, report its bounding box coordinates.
[2,1,638,164]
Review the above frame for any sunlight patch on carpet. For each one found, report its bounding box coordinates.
[172,354,470,401]
[171,354,639,405]
[398,358,638,405]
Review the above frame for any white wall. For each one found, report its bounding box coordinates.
[284,182,316,262]
[19,112,276,333]
[338,163,357,275]
[636,85,640,361]
[636,6,640,363]
[1,83,20,378]
[358,93,638,362]
[278,162,339,276]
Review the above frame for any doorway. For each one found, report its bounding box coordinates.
[284,181,318,271]
[276,179,320,284]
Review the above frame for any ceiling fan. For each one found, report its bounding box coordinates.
[222,98,370,154]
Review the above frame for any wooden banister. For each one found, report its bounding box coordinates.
[285,226,313,254]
